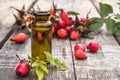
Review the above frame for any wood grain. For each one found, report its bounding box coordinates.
[0,0,37,49]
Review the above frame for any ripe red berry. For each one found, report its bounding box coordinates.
[58,19,66,28]
[65,26,73,32]
[74,50,87,59]
[70,30,80,40]
[74,43,85,52]
[60,10,69,21]
[11,33,27,43]
[15,62,30,77]
[66,17,73,26]
[57,28,67,38]
[79,18,86,23]
[88,41,100,52]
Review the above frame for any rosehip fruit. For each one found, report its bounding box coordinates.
[74,50,87,59]
[87,41,100,52]
[66,17,73,26]
[60,10,69,21]
[65,26,73,32]
[11,33,27,43]
[58,20,66,28]
[70,30,80,40]
[79,18,86,23]
[74,43,85,52]
[57,28,67,38]
[15,62,30,77]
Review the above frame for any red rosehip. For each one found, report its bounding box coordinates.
[70,30,80,40]
[88,41,100,52]
[60,10,69,21]
[74,50,87,59]
[57,28,67,38]
[11,33,27,43]
[58,19,66,28]
[15,62,30,77]
[74,43,85,52]
[66,17,73,26]
[65,26,73,32]
[79,18,86,23]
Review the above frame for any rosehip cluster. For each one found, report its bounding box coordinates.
[74,41,100,59]
[51,10,82,40]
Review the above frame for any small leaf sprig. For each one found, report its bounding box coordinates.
[28,51,68,80]
[99,2,120,36]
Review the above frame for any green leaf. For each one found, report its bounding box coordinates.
[87,33,94,39]
[59,63,68,71]
[115,28,120,36]
[36,68,44,80]
[105,18,115,33]
[32,62,39,67]
[116,22,120,28]
[99,2,113,17]
[67,11,79,15]
[114,14,120,20]
[54,59,68,71]
[89,17,103,31]
[28,55,34,61]
[40,63,49,74]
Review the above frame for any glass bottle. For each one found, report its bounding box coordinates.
[31,11,52,61]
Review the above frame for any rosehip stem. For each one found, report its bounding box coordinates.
[16,54,22,62]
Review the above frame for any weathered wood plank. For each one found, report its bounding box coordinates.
[0,0,75,80]
[70,0,120,80]
[0,0,37,49]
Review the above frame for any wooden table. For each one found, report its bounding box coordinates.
[0,0,120,80]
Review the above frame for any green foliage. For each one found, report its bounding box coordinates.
[99,2,120,36]
[115,28,120,36]
[105,18,115,33]
[99,2,113,17]
[44,51,68,71]
[89,17,103,31]
[114,14,120,20]
[67,11,80,15]
[29,51,68,80]
[36,68,44,80]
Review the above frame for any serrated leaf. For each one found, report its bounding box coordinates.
[59,63,68,71]
[115,28,120,36]
[114,14,120,20]
[67,11,79,15]
[54,59,68,71]
[105,18,115,33]
[36,68,44,80]
[99,2,113,17]
[40,64,49,74]
[44,51,56,65]
[89,17,103,31]
[32,62,39,67]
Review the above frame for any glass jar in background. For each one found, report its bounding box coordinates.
[31,11,52,61]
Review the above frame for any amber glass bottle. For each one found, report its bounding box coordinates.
[31,11,52,61]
